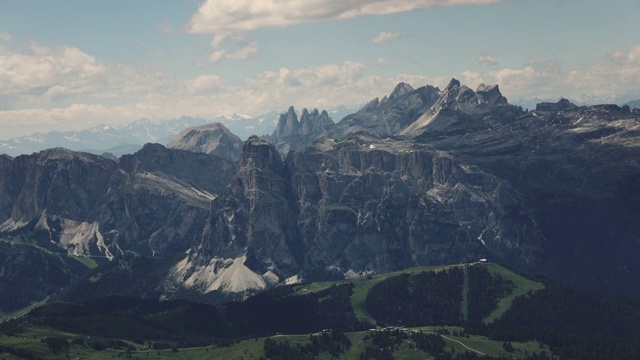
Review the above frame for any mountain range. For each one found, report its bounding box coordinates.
[1,78,639,314]
[0,105,363,158]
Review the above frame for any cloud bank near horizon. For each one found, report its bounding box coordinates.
[1,39,640,139]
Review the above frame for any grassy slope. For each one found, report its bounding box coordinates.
[295,264,460,324]
[0,325,551,360]
[483,263,544,323]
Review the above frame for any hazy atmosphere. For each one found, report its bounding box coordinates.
[1,0,639,139]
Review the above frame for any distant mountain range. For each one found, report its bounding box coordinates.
[0,117,210,157]
[0,105,362,158]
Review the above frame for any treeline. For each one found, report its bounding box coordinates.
[21,283,368,346]
[465,280,640,359]
[228,282,369,335]
[0,241,87,311]
[366,268,463,326]
[467,265,514,322]
[436,351,552,360]
[262,330,350,360]
[0,344,41,359]
[361,330,444,359]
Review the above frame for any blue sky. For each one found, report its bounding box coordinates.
[1,0,639,139]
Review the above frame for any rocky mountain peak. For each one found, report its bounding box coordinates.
[475,83,508,106]
[167,122,243,161]
[274,106,301,138]
[446,78,461,90]
[386,82,415,101]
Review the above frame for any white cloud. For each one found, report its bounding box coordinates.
[0,32,13,42]
[0,44,107,101]
[455,44,640,101]
[0,60,384,138]
[567,44,640,97]
[478,54,498,65]
[186,0,505,35]
[207,39,260,63]
[227,41,260,60]
[371,31,400,44]
[187,0,504,62]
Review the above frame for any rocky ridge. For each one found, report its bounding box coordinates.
[401,78,522,136]
[330,82,441,138]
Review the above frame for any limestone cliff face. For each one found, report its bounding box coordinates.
[176,133,543,297]
[0,148,122,224]
[0,145,237,258]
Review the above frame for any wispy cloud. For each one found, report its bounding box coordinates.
[371,32,400,44]
[187,0,505,35]
[208,41,260,63]
[478,54,498,65]
[186,0,504,62]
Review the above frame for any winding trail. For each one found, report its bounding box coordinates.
[440,334,487,356]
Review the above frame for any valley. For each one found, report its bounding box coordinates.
[1,262,638,359]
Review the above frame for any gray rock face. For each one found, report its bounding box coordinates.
[176,133,542,297]
[0,148,122,223]
[415,101,640,298]
[264,106,335,154]
[0,145,237,259]
[401,78,521,136]
[331,83,441,138]
[167,123,243,162]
